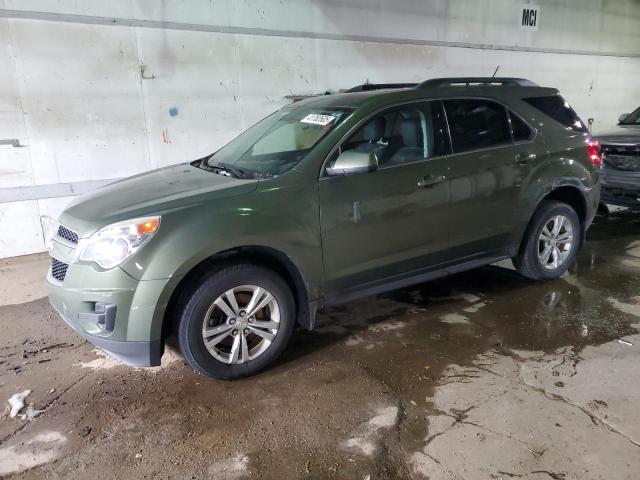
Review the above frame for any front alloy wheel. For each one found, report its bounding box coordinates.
[202,285,280,364]
[177,264,295,380]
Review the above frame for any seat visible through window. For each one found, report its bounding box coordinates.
[352,116,388,160]
[327,101,449,171]
[386,109,430,166]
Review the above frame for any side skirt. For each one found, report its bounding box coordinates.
[321,253,511,308]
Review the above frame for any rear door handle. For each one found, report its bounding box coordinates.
[515,152,537,163]
[417,174,446,188]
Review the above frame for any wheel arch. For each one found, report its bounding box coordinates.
[517,184,588,255]
[544,185,587,226]
[162,245,315,339]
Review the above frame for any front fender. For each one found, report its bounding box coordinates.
[119,172,323,330]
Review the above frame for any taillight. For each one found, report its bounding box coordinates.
[586,139,602,166]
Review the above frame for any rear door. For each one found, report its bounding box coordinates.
[443,98,542,259]
[319,101,452,295]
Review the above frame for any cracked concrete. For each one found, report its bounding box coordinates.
[1,210,640,479]
[411,340,640,480]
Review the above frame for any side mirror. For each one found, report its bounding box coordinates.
[326,150,378,176]
[619,113,630,123]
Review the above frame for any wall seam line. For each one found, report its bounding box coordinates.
[0,9,639,59]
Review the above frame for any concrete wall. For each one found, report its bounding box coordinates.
[1,0,639,258]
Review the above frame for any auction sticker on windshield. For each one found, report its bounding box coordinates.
[301,113,337,126]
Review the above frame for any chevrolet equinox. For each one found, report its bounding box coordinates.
[48,77,601,379]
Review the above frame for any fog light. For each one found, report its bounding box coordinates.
[78,303,117,332]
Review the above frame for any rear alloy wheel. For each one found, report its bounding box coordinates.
[513,200,581,280]
[537,215,574,271]
[178,264,295,380]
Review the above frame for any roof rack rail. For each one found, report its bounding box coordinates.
[417,77,539,88]
[347,83,417,92]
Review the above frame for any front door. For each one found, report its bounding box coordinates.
[319,101,452,295]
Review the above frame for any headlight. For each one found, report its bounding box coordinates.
[79,216,160,269]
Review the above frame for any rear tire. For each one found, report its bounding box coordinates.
[177,263,295,380]
[513,200,581,280]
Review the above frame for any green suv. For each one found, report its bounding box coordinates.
[47,77,601,379]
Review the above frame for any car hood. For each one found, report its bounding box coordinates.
[60,163,258,237]
[594,124,640,145]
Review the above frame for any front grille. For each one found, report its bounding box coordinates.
[51,258,69,282]
[57,225,78,244]
[603,154,640,171]
[602,144,640,171]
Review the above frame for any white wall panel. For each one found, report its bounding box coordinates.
[0,146,33,187]
[0,19,34,189]
[0,200,44,257]
[8,19,150,184]
[37,195,73,220]
[235,35,316,121]
[136,29,243,168]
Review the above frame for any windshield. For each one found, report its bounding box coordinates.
[620,106,640,126]
[205,105,352,178]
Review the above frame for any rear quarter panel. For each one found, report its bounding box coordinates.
[509,99,600,246]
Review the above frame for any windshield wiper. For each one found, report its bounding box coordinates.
[206,161,246,179]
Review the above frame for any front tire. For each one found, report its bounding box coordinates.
[513,200,581,280]
[177,263,295,380]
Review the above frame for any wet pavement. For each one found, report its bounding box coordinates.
[1,210,639,479]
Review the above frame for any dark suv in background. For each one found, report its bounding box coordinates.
[48,77,601,379]
[595,106,640,209]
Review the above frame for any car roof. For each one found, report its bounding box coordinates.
[294,80,558,111]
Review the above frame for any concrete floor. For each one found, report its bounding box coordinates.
[1,210,639,480]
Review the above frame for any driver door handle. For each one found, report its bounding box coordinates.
[515,152,537,163]
[417,174,446,188]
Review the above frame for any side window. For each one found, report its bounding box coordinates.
[384,107,430,166]
[327,102,449,171]
[339,110,396,160]
[509,110,534,142]
[443,99,511,153]
[523,95,588,133]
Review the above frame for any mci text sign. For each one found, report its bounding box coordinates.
[520,5,540,31]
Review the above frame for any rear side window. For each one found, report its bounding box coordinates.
[523,95,588,133]
[443,99,511,153]
[509,111,534,142]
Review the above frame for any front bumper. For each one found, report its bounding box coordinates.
[50,297,162,366]
[601,168,640,208]
[47,263,169,367]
